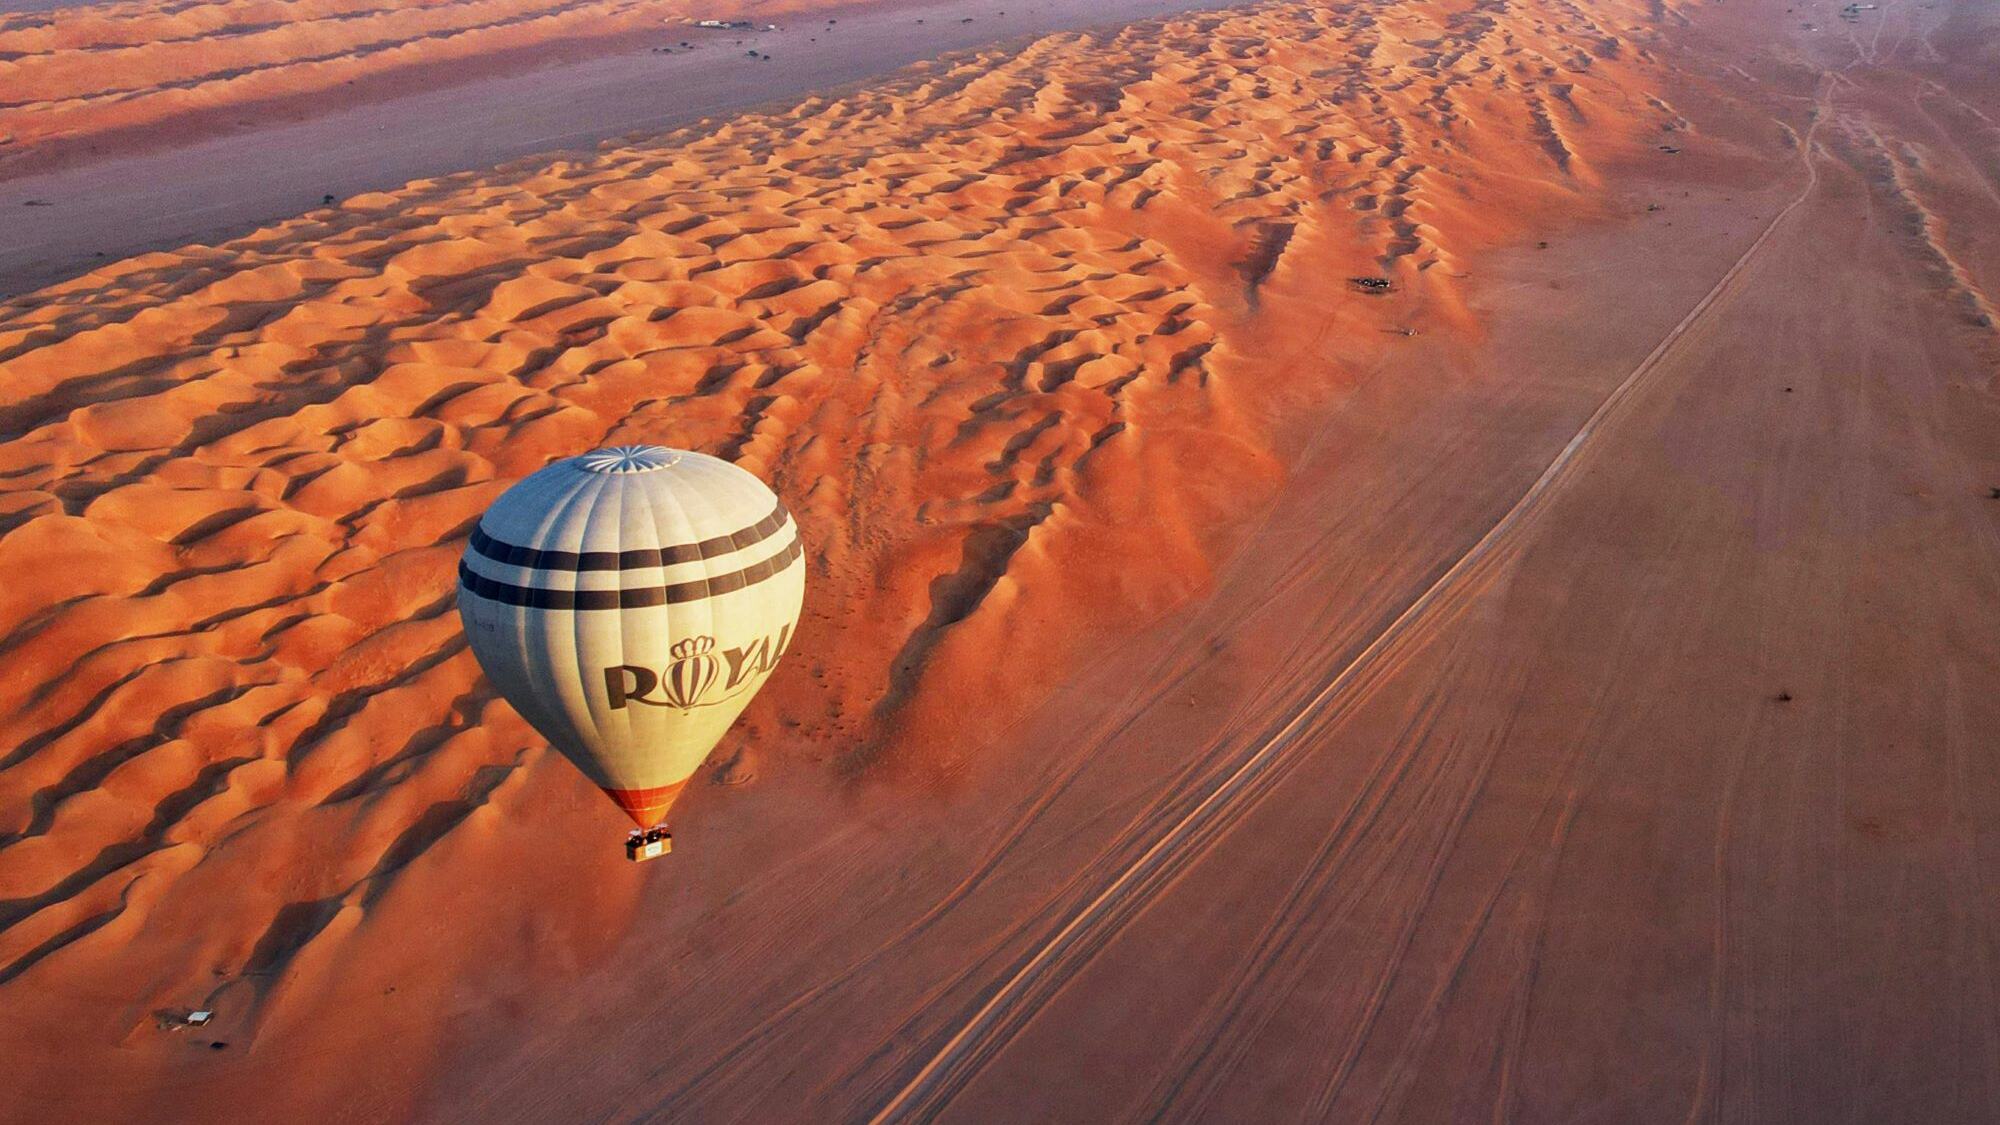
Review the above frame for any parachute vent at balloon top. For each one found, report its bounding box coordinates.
[578,445,681,474]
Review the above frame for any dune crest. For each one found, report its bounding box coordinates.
[0,0,858,174]
[0,0,1685,1113]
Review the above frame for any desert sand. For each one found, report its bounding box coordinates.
[1,0,1997,1119]
[0,0,1238,295]
[0,0,857,172]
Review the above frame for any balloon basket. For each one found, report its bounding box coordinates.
[627,828,672,863]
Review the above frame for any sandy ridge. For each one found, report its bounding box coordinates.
[0,0,853,172]
[0,0,1687,1113]
[864,66,1838,1125]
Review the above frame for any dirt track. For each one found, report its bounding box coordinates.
[870,80,1844,1120]
[2,0,1996,1117]
[436,0,2000,1117]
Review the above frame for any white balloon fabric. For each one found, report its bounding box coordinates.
[458,445,805,828]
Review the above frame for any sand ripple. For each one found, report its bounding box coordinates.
[0,0,1674,1108]
[0,0,836,170]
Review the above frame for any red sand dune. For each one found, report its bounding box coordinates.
[1,0,1998,1118]
[0,0,890,174]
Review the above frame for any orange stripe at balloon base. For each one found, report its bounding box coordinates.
[603,781,689,829]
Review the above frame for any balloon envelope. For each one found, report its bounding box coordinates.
[458,445,805,828]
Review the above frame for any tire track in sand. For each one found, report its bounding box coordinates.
[866,78,1838,1125]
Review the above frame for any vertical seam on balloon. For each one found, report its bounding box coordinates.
[509,465,594,747]
[572,470,619,786]
[655,470,712,792]
[610,471,639,776]
[640,470,688,794]
[681,464,729,696]
[668,460,724,784]
[527,466,604,782]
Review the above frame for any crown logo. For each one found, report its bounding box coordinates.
[659,634,720,709]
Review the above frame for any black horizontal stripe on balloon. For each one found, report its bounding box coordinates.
[470,504,788,572]
[459,535,803,609]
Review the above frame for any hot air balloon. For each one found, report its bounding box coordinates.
[457,445,805,861]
